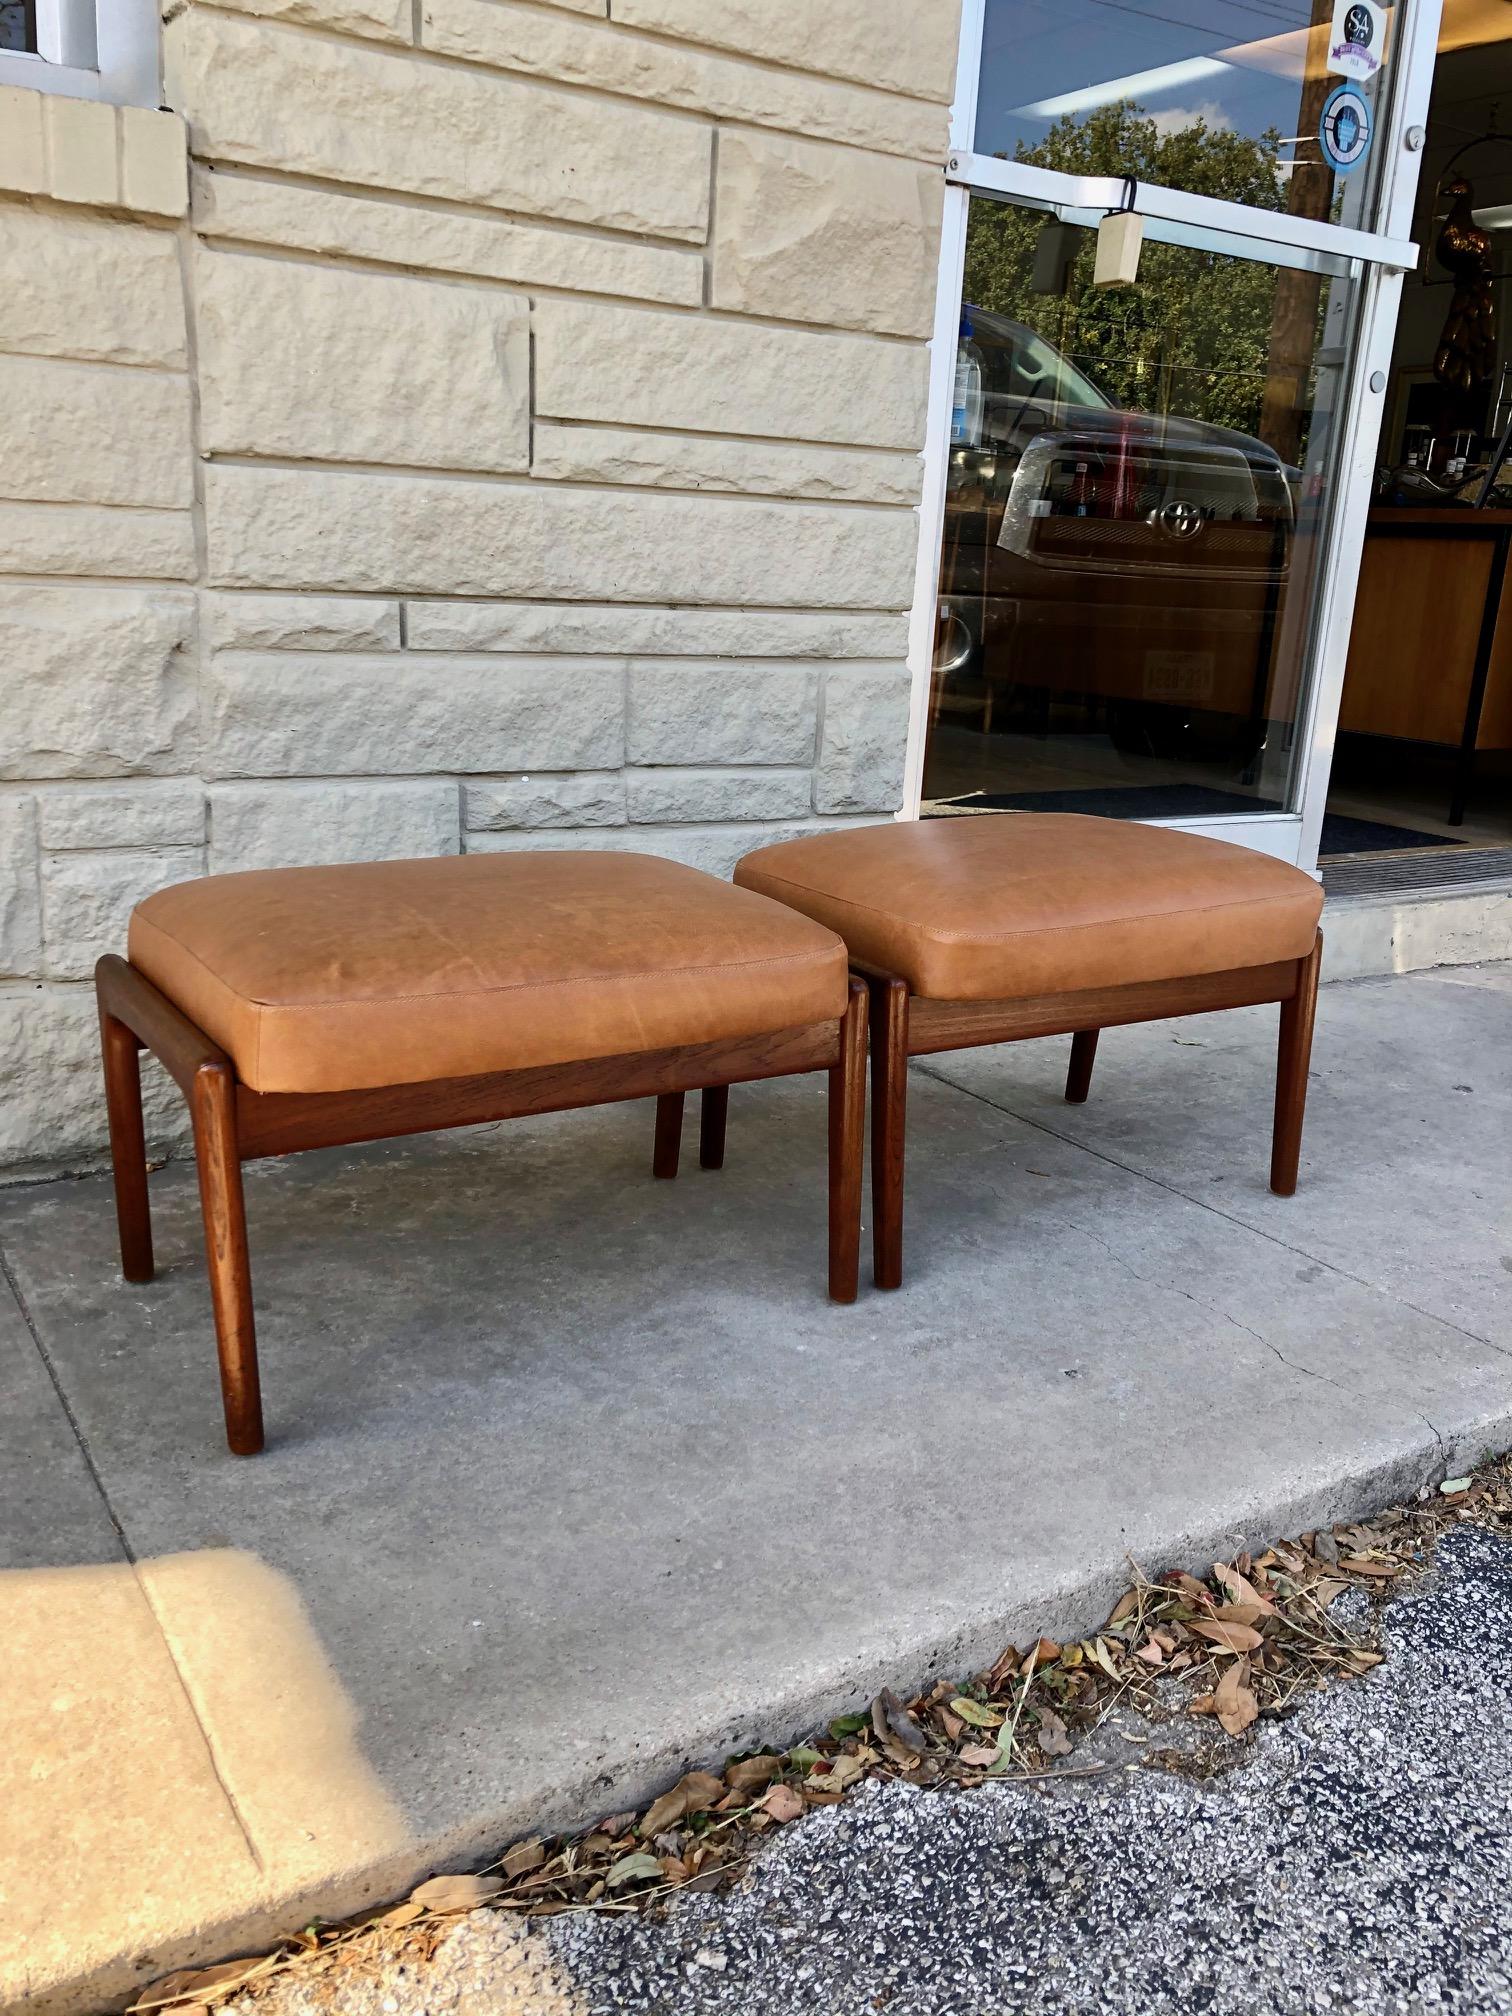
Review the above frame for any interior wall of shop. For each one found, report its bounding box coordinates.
[0,0,961,1178]
[1381,43,1512,457]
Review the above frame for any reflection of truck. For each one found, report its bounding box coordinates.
[935,307,1298,765]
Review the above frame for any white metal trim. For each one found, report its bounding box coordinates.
[36,0,95,68]
[1375,0,1444,247]
[0,0,158,106]
[947,153,1420,271]
[900,181,970,823]
[948,0,987,152]
[1146,814,1306,867]
[901,0,1447,858]
[1292,267,1407,870]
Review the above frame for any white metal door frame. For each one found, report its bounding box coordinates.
[901,0,1446,869]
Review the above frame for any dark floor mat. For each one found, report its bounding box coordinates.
[1317,813,1463,856]
[929,785,1463,857]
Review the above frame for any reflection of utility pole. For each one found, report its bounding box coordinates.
[1259,0,1337,462]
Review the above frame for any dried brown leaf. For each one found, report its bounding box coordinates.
[760,1783,804,1823]
[985,1645,1021,1691]
[1189,1619,1264,1654]
[871,1688,928,1758]
[1036,1709,1073,1757]
[1213,1563,1277,1614]
[958,1743,999,1768]
[640,1771,724,1837]
[410,1873,505,1913]
[501,1841,546,1879]
[724,1755,782,1793]
[1214,1656,1260,1737]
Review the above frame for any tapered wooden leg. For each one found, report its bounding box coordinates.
[827,979,867,1303]
[98,1002,154,1284]
[699,1085,728,1170]
[1065,1029,1099,1104]
[190,1064,262,1456]
[869,976,910,1291]
[653,1092,684,1178]
[1271,931,1322,1198]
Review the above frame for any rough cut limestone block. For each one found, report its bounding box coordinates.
[119,107,190,219]
[195,254,530,472]
[711,130,942,339]
[204,466,920,611]
[1,587,197,780]
[612,0,959,103]
[465,771,627,830]
[533,300,928,451]
[37,782,207,852]
[626,766,812,825]
[422,0,945,160]
[204,653,625,777]
[165,11,711,241]
[0,796,42,979]
[814,665,912,814]
[0,85,45,195]
[192,169,701,308]
[42,848,204,981]
[0,358,192,508]
[468,817,879,880]
[204,594,401,652]
[208,781,461,873]
[465,773,626,830]
[0,211,186,367]
[44,96,117,207]
[532,425,921,507]
[0,986,187,1171]
[206,0,412,41]
[406,602,910,658]
[627,664,818,767]
[0,504,194,581]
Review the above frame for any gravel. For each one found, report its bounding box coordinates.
[232,1523,1512,2016]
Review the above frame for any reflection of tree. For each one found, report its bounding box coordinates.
[963,102,1323,454]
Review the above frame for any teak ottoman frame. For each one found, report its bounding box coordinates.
[95,954,866,1456]
[862,933,1322,1289]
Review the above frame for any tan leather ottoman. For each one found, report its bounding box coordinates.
[736,815,1324,1288]
[96,852,865,1453]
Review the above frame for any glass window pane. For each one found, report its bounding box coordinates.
[924,192,1362,822]
[0,2,37,53]
[976,0,1396,227]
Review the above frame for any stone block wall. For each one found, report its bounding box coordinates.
[0,0,959,1176]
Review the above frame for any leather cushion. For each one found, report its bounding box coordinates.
[735,815,1323,1000]
[129,852,849,1094]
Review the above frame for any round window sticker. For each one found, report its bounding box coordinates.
[1320,84,1372,174]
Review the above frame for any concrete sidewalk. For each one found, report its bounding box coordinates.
[3,962,1509,2015]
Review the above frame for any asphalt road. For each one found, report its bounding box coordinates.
[542,1522,1512,2016]
[234,1522,1512,2016]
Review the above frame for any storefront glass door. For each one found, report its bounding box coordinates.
[905,0,1444,864]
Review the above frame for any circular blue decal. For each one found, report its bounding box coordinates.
[1320,84,1372,175]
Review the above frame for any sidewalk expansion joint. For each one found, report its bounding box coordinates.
[0,1239,134,1563]
[0,1238,266,1873]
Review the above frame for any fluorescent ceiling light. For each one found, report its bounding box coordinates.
[1472,204,1512,230]
[1017,55,1228,120]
